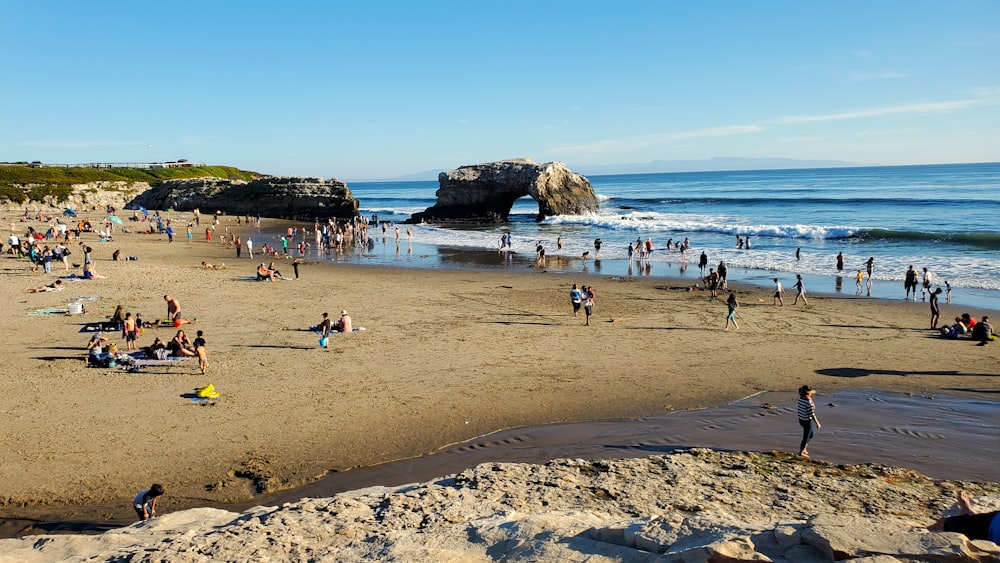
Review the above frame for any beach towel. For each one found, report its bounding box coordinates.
[28,306,69,316]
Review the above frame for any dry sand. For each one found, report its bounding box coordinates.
[0,213,997,527]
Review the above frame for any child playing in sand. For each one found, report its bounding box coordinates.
[133,484,164,521]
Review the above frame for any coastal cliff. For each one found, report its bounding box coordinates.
[408,158,598,223]
[0,181,149,215]
[0,166,359,220]
[128,176,359,219]
[3,450,998,562]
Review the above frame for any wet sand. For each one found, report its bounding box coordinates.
[0,212,997,538]
[4,389,996,538]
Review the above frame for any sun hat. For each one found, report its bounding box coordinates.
[341,309,348,315]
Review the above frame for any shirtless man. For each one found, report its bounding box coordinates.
[164,295,184,323]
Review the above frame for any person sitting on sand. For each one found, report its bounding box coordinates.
[168,330,196,357]
[82,262,106,279]
[971,315,996,346]
[337,309,352,333]
[26,279,63,293]
[86,332,111,365]
[961,313,977,331]
[267,261,284,280]
[256,262,274,282]
[927,490,1000,543]
[133,483,164,521]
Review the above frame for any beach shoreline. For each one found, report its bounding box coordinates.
[0,212,997,537]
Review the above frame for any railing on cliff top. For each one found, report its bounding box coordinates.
[0,162,206,169]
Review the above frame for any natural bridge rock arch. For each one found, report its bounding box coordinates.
[407,159,598,224]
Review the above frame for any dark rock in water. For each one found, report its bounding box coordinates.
[128,176,359,219]
[408,158,598,224]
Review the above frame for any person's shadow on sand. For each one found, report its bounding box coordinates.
[816,367,994,378]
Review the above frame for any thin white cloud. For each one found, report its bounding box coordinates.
[550,125,764,155]
[849,70,909,81]
[782,99,986,123]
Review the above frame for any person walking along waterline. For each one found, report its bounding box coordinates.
[796,385,821,457]
[793,274,808,306]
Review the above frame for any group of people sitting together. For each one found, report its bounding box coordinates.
[87,328,208,373]
[940,313,996,345]
[256,262,285,281]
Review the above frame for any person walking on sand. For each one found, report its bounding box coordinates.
[793,274,808,306]
[582,285,594,326]
[193,330,208,374]
[796,385,821,457]
[569,284,583,317]
[133,484,164,521]
[773,278,784,306]
[724,292,739,331]
[246,237,253,259]
[318,312,333,348]
[929,287,942,330]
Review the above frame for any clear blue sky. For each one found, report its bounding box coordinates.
[2,1,998,179]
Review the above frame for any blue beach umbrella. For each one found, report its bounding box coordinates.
[62,208,77,217]
[108,214,124,225]
[138,206,148,216]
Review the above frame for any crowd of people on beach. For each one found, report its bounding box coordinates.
[10,203,996,542]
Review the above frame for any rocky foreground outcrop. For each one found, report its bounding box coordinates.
[128,176,359,219]
[4,450,998,562]
[408,158,598,223]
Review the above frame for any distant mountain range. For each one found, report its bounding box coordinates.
[347,157,863,182]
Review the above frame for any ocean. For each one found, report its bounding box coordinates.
[272,162,1000,311]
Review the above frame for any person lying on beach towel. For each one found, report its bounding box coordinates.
[26,280,63,293]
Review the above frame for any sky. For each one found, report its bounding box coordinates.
[2,1,998,180]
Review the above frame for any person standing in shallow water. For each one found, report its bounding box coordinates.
[797,385,821,457]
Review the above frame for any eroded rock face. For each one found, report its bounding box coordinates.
[4,450,999,562]
[128,176,359,219]
[408,158,598,223]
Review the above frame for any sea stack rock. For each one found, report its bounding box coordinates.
[128,176,359,219]
[408,158,598,224]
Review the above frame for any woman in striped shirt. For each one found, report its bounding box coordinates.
[797,385,821,457]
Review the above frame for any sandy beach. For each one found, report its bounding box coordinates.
[1,212,997,531]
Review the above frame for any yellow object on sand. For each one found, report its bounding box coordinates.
[195,384,220,399]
